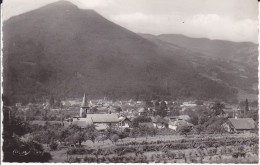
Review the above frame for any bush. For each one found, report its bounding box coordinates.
[40,152,52,162]
[67,148,95,155]
[84,156,96,163]
[111,134,119,143]
[232,152,239,158]
[50,141,58,150]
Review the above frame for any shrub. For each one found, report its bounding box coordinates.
[191,158,198,163]
[232,152,239,158]
[50,141,58,151]
[40,152,52,162]
[84,156,97,163]
[111,134,119,143]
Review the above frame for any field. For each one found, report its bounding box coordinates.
[47,133,258,163]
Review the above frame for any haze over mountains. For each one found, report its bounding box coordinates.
[3,1,258,104]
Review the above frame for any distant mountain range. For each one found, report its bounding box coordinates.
[139,34,258,101]
[3,1,258,104]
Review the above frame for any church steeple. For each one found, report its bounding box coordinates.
[80,93,88,117]
[81,93,88,108]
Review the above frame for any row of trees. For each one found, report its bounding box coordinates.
[31,122,158,148]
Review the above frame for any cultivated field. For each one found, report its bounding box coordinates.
[47,133,258,163]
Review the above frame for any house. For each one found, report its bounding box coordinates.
[168,120,193,131]
[87,114,119,127]
[70,113,119,130]
[138,107,147,116]
[118,117,132,128]
[181,102,197,107]
[167,115,190,122]
[152,116,169,128]
[222,118,256,133]
[178,115,191,121]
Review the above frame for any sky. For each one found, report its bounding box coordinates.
[2,0,259,43]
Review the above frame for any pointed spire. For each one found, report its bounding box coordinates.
[81,92,88,108]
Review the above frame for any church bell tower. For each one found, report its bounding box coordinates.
[80,93,88,117]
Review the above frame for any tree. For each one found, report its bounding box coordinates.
[154,101,160,110]
[132,116,152,128]
[144,100,153,108]
[63,125,89,146]
[50,140,58,150]
[55,98,62,108]
[211,102,225,116]
[129,128,139,139]
[250,100,258,107]
[115,107,122,113]
[183,108,199,125]
[160,101,167,109]
[89,106,98,114]
[118,128,130,141]
[110,134,119,144]
[194,124,205,134]
[139,125,156,140]
[170,108,180,116]
[243,110,258,123]
[177,125,191,136]
[3,136,52,162]
[245,99,249,112]
[3,107,52,162]
[206,123,225,134]
[49,96,55,108]
[93,148,102,163]
[155,101,167,117]
[85,125,98,143]
[197,108,211,125]
[32,123,63,145]
[197,148,204,163]
[3,107,31,137]
[204,117,226,134]
[104,127,118,142]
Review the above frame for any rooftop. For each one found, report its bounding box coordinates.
[87,114,119,123]
[228,118,255,130]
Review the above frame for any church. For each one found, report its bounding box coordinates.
[71,93,120,130]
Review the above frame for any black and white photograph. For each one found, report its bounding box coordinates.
[1,0,259,163]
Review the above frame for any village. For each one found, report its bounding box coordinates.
[13,93,258,134]
[3,93,258,163]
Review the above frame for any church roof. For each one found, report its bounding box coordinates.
[87,114,119,123]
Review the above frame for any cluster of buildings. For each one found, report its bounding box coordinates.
[63,94,257,134]
[14,93,257,134]
[63,94,195,132]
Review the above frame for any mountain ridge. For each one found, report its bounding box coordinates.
[3,1,242,104]
[140,33,258,101]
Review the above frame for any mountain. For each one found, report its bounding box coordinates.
[158,34,258,67]
[3,1,239,104]
[140,34,258,101]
